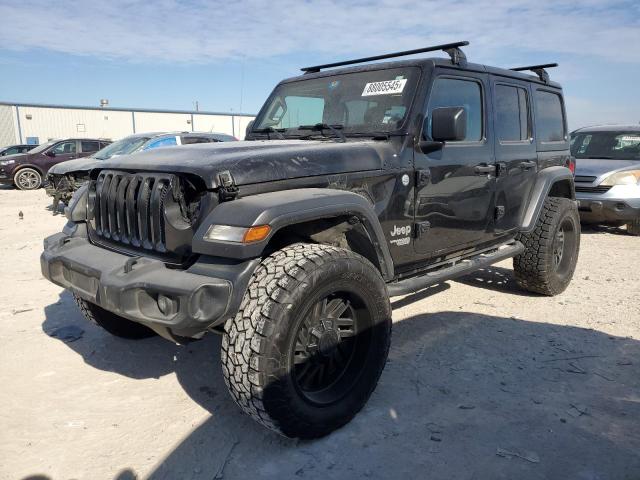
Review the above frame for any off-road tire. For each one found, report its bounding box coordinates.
[14,167,42,190]
[73,293,156,339]
[514,197,580,296]
[221,243,392,439]
[627,219,640,236]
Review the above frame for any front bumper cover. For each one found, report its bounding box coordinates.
[577,197,640,223]
[41,232,245,338]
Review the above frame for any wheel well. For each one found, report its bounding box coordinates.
[13,165,44,178]
[548,178,575,200]
[264,216,383,274]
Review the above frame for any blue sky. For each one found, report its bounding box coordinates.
[1,0,639,129]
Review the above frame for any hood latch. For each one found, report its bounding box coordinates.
[218,170,239,201]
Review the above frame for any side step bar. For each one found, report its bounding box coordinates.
[387,241,524,297]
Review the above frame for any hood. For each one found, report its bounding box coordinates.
[0,151,29,164]
[94,140,393,188]
[49,156,101,176]
[575,158,640,180]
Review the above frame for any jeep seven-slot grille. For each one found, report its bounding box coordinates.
[90,171,172,253]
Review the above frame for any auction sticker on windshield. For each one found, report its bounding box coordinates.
[362,79,407,96]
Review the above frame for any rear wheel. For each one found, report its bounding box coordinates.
[14,168,42,190]
[221,243,391,438]
[627,219,640,236]
[514,197,580,296]
[73,293,156,339]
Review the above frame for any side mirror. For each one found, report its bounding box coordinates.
[431,106,467,142]
[45,150,56,157]
[245,120,255,139]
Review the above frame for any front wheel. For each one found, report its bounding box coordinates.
[514,197,580,296]
[14,167,42,190]
[221,244,392,438]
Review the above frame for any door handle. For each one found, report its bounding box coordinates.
[474,164,495,175]
[519,161,537,170]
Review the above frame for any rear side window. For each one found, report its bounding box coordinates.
[81,141,100,153]
[428,77,483,141]
[535,91,566,142]
[495,85,530,141]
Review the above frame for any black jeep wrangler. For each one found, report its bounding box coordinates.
[41,42,580,439]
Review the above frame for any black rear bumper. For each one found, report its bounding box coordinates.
[41,232,259,339]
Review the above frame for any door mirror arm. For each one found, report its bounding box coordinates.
[418,140,444,154]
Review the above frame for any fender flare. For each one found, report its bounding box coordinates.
[192,188,394,280]
[520,166,575,232]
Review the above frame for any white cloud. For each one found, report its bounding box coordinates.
[0,0,638,64]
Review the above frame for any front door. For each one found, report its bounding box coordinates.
[491,79,537,235]
[43,140,78,172]
[414,72,496,256]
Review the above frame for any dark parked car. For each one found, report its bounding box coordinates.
[41,42,579,438]
[0,144,38,156]
[0,138,110,190]
[571,125,640,235]
[46,132,237,209]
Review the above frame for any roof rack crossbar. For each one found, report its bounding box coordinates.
[301,41,470,73]
[510,63,559,83]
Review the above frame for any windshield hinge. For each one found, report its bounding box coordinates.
[217,170,239,201]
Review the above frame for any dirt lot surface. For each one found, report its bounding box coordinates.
[1,186,639,480]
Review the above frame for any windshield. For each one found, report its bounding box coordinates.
[253,67,421,137]
[29,140,58,154]
[93,136,151,160]
[571,131,640,160]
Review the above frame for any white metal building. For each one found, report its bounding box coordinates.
[0,101,255,148]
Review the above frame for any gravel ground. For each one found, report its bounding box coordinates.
[1,187,639,480]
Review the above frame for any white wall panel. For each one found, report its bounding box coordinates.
[133,112,192,133]
[233,115,255,140]
[0,105,18,147]
[192,114,234,136]
[18,107,133,143]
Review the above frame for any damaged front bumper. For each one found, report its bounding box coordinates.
[41,230,258,340]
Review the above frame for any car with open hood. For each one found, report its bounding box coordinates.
[45,131,237,210]
[571,125,640,234]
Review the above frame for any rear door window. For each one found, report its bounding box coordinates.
[535,90,566,143]
[81,141,100,153]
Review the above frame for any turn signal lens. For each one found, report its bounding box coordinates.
[204,224,271,243]
[243,225,271,243]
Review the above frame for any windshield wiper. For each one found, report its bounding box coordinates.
[298,123,346,143]
[585,155,613,159]
[252,127,286,140]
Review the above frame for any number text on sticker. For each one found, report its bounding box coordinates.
[362,79,407,97]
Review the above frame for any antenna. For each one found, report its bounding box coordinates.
[511,63,559,83]
[301,41,470,73]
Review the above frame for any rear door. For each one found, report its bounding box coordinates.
[491,79,537,234]
[413,71,496,256]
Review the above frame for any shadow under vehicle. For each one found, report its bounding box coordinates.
[40,41,581,438]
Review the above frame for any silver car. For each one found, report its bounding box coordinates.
[571,125,640,235]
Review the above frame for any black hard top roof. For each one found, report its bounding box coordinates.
[281,57,562,89]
